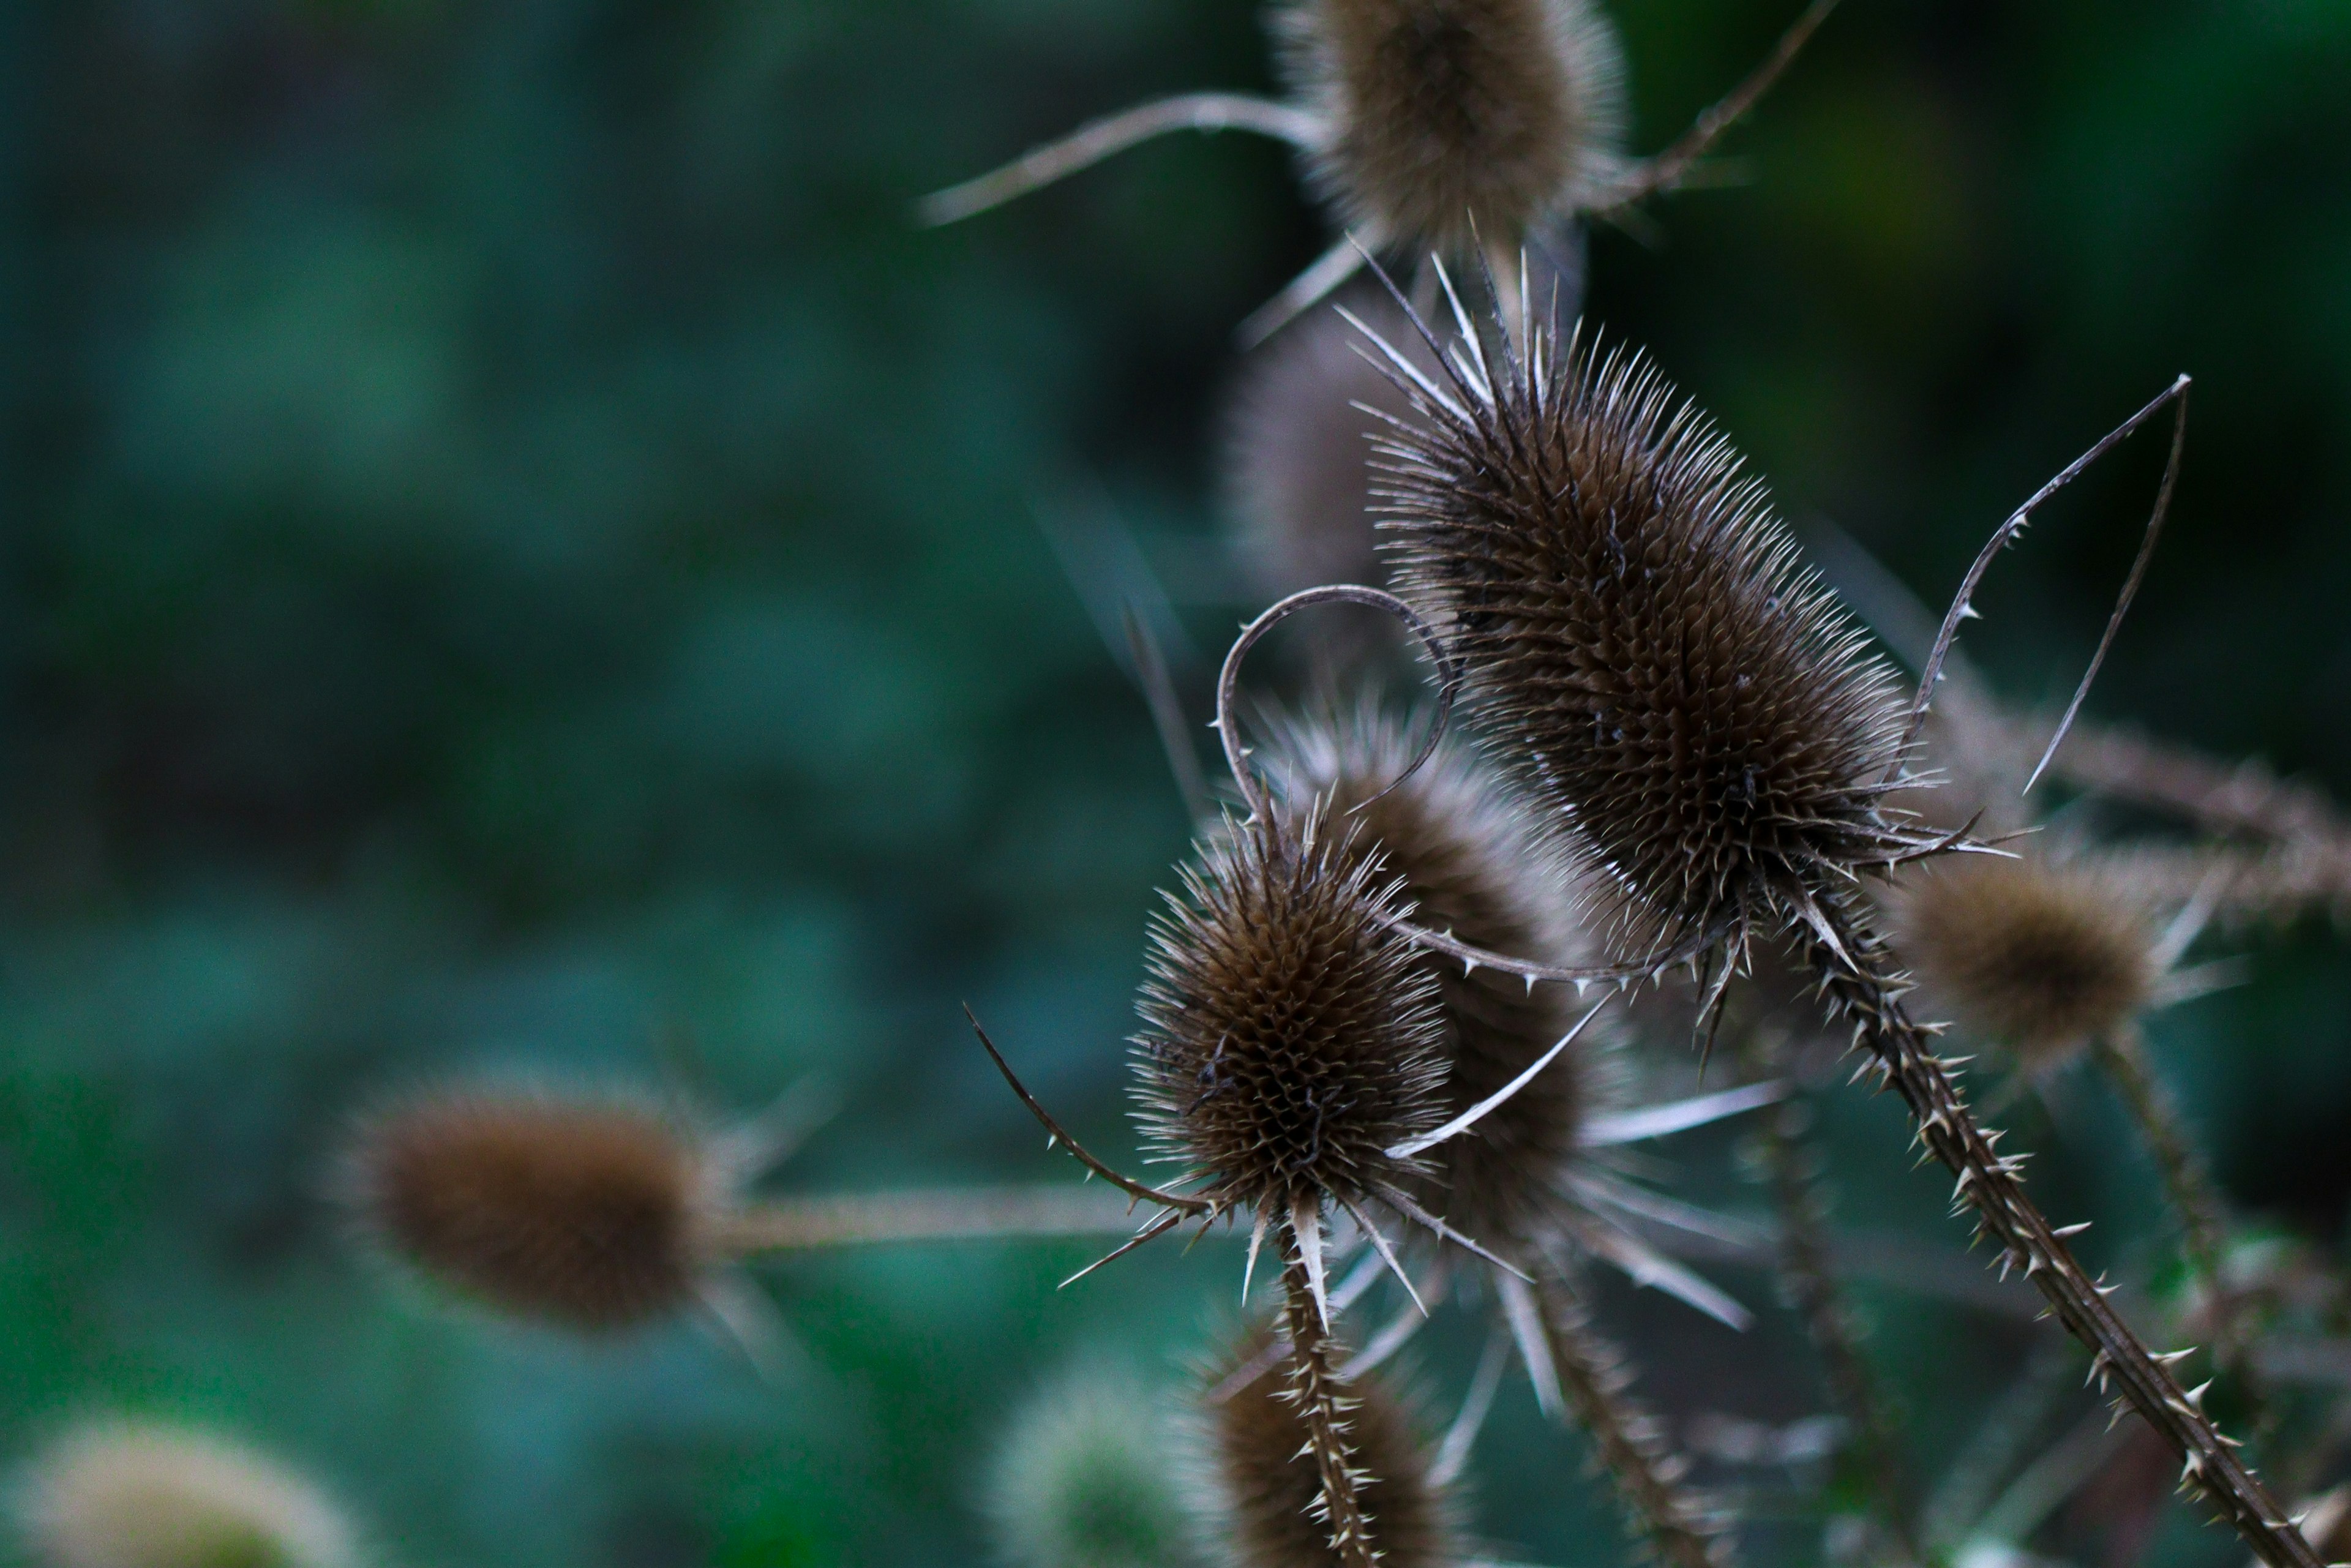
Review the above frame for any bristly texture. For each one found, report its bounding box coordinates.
[1375,320,1913,950]
[1204,1330,1464,1568]
[344,1086,714,1332]
[13,1422,359,1568]
[1134,807,1449,1217]
[1225,296,1427,607]
[1257,696,1611,1252]
[1894,853,2161,1067]
[1275,0,1625,256]
[987,1366,1202,1568]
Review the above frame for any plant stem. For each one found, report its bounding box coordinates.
[1538,1275,1731,1568]
[1804,887,2318,1568]
[713,1187,1142,1252]
[1283,1246,1379,1568]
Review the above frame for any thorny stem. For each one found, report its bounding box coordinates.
[1745,1075,1921,1562]
[1538,1275,1731,1568]
[710,1187,1143,1253]
[1282,1247,1379,1568]
[1803,888,2321,1568]
[2093,1024,2273,1435]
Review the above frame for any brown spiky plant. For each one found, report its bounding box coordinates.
[340,1081,1136,1339]
[1356,287,2321,1567]
[1201,1327,1465,1568]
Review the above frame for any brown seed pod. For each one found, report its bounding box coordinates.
[1273,0,1626,258]
[13,1422,359,1568]
[1201,1330,1464,1568]
[1134,806,1448,1220]
[1256,696,1615,1253]
[1374,317,1913,950]
[342,1085,719,1332]
[1892,852,2162,1068]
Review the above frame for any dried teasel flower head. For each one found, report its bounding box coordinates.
[1373,301,1916,955]
[1199,1327,1465,1568]
[985,1365,1202,1568]
[1893,850,2165,1068]
[1256,695,1610,1251]
[1134,805,1448,1223]
[342,1082,747,1333]
[1274,0,1627,260]
[13,1422,360,1568]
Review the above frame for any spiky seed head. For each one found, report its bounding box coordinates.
[1259,697,1619,1252]
[985,1367,1202,1568]
[1275,0,1625,257]
[1894,853,2162,1066]
[13,1422,359,1568]
[1224,295,1439,608]
[1201,1330,1463,1568]
[1378,324,1911,946]
[342,1084,721,1332]
[1135,808,1448,1217]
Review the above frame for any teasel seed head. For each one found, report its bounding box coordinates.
[1134,805,1449,1220]
[342,1083,729,1332]
[1375,310,1912,949]
[1201,1329,1464,1568]
[13,1422,359,1568]
[1893,851,2164,1068]
[1258,695,1616,1254]
[986,1366,1202,1568]
[1275,0,1627,258]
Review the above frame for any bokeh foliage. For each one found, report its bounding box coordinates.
[1,1,2348,1565]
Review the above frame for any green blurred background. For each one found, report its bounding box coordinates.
[2,1,2349,1564]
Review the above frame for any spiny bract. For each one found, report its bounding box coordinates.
[1276,0,1625,257]
[344,1085,714,1332]
[1202,1329,1463,1568]
[1894,852,2162,1065]
[1134,807,1447,1218]
[13,1423,359,1568]
[1258,696,1613,1253]
[1375,317,1912,948]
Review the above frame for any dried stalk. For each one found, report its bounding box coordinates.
[1749,1088,1921,1562]
[711,1186,1143,1253]
[1804,887,2320,1568]
[1283,1248,1378,1568]
[1539,1275,1731,1568]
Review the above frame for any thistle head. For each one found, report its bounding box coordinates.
[1201,1330,1463,1568]
[1134,807,1448,1219]
[1259,696,1615,1253]
[1276,0,1625,257]
[985,1366,1201,1568]
[342,1083,728,1332]
[1376,314,1910,947]
[1894,852,2163,1067]
[13,1423,359,1568]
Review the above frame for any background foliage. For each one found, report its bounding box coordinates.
[2,1,2349,1564]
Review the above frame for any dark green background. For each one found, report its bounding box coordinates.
[2,1,2349,1564]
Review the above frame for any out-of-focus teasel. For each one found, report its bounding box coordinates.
[1345,268,2323,1568]
[12,1422,360,1568]
[986,1365,1204,1568]
[337,1079,1137,1351]
[919,0,1841,340]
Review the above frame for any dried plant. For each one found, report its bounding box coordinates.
[986,1365,1204,1568]
[12,1423,359,1568]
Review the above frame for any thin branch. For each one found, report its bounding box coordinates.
[917,93,1321,226]
[1123,606,1212,822]
[713,1186,1157,1252]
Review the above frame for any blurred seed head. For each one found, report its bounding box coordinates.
[1378,322,1909,945]
[1201,1329,1463,1568]
[1259,695,1620,1253]
[985,1365,1202,1568]
[1894,852,2162,1067]
[13,1422,359,1568]
[1275,0,1625,257]
[342,1083,724,1332]
[1134,807,1448,1217]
